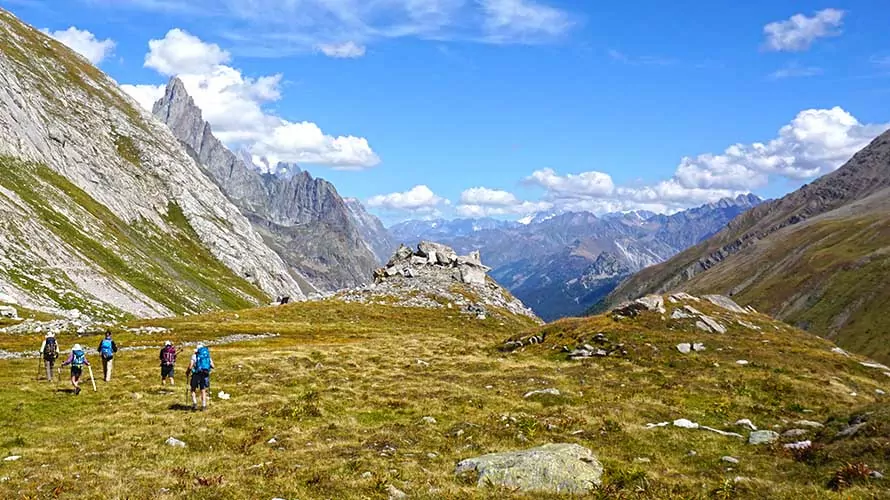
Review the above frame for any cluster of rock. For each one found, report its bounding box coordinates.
[612,292,755,334]
[334,242,540,322]
[0,314,101,337]
[0,305,17,319]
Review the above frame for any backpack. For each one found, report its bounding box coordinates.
[194,347,211,372]
[100,339,114,360]
[161,346,176,365]
[43,337,58,360]
[72,350,86,367]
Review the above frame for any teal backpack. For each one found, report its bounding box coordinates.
[194,347,211,372]
[100,339,114,359]
[72,350,86,367]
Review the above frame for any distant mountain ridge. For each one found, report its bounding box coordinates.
[153,77,383,291]
[604,129,890,363]
[389,194,762,320]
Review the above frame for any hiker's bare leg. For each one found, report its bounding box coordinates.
[201,388,208,408]
[103,358,113,382]
[45,360,53,382]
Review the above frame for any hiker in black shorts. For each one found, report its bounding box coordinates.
[187,344,214,411]
[160,341,178,386]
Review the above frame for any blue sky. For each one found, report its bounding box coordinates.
[3,0,889,224]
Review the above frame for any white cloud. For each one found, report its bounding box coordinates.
[768,62,823,79]
[456,187,552,216]
[526,168,615,198]
[522,107,887,214]
[41,26,115,64]
[94,0,574,53]
[317,41,367,58]
[607,49,674,66]
[479,0,573,43]
[367,185,448,212]
[145,28,231,75]
[460,187,518,206]
[763,8,844,52]
[123,29,379,169]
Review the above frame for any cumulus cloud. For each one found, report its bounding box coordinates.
[145,28,231,75]
[316,41,366,58]
[523,107,887,214]
[455,187,552,216]
[367,185,448,212]
[763,8,844,52]
[526,168,615,198]
[41,26,115,64]
[122,29,379,169]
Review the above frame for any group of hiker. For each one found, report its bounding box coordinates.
[39,331,215,410]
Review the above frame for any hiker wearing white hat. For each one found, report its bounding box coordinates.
[159,340,179,387]
[38,332,59,382]
[60,344,90,395]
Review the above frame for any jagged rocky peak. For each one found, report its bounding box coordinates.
[334,242,541,322]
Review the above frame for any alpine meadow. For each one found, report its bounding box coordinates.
[1,3,890,500]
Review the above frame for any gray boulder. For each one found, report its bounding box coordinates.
[699,315,726,334]
[636,295,666,313]
[455,443,603,494]
[460,266,487,286]
[748,430,779,445]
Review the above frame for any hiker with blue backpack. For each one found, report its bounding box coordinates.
[60,344,90,395]
[187,344,214,411]
[97,331,118,382]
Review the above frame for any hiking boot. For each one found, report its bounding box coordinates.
[191,403,197,411]
[75,387,81,395]
[201,406,206,412]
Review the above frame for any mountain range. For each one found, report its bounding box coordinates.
[605,128,890,363]
[390,194,762,320]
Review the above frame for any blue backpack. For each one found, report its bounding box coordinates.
[194,347,211,372]
[72,350,86,367]
[100,339,114,359]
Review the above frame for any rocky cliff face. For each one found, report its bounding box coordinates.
[344,198,397,264]
[153,77,379,291]
[0,9,305,319]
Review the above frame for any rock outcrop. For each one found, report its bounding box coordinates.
[455,443,604,494]
[0,9,304,318]
[334,242,540,322]
[153,77,378,292]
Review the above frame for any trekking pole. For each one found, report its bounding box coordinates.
[185,371,191,406]
[36,356,41,381]
[87,365,97,392]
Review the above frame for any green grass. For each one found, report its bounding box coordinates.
[114,133,142,168]
[0,299,886,498]
[680,214,890,364]
[0,157,268,318]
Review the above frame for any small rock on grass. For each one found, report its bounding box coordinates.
[421,416,437,425]
[523,388,560,398]
[795,420,824,429]
[721,456,739,464]
[386,484,408,499]
[165,437,186,448]
[748,430,779,445]
[735,419,757,431]
[782,429,808,438]
[3,456,21,462]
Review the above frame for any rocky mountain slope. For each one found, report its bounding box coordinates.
[153,78,380,291]
[0,8,305,319]
[344,197,396,264]
[391,195,761,320]
[605,129,890,363]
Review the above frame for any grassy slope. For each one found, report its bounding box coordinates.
[0,300,887,499]
[677,203,890,364]
[0,157,268,317]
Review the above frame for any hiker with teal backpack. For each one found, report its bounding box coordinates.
[60,344,90,395]
[39,332,59,382]
[187,344,214,411]
[97,331,118,382]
